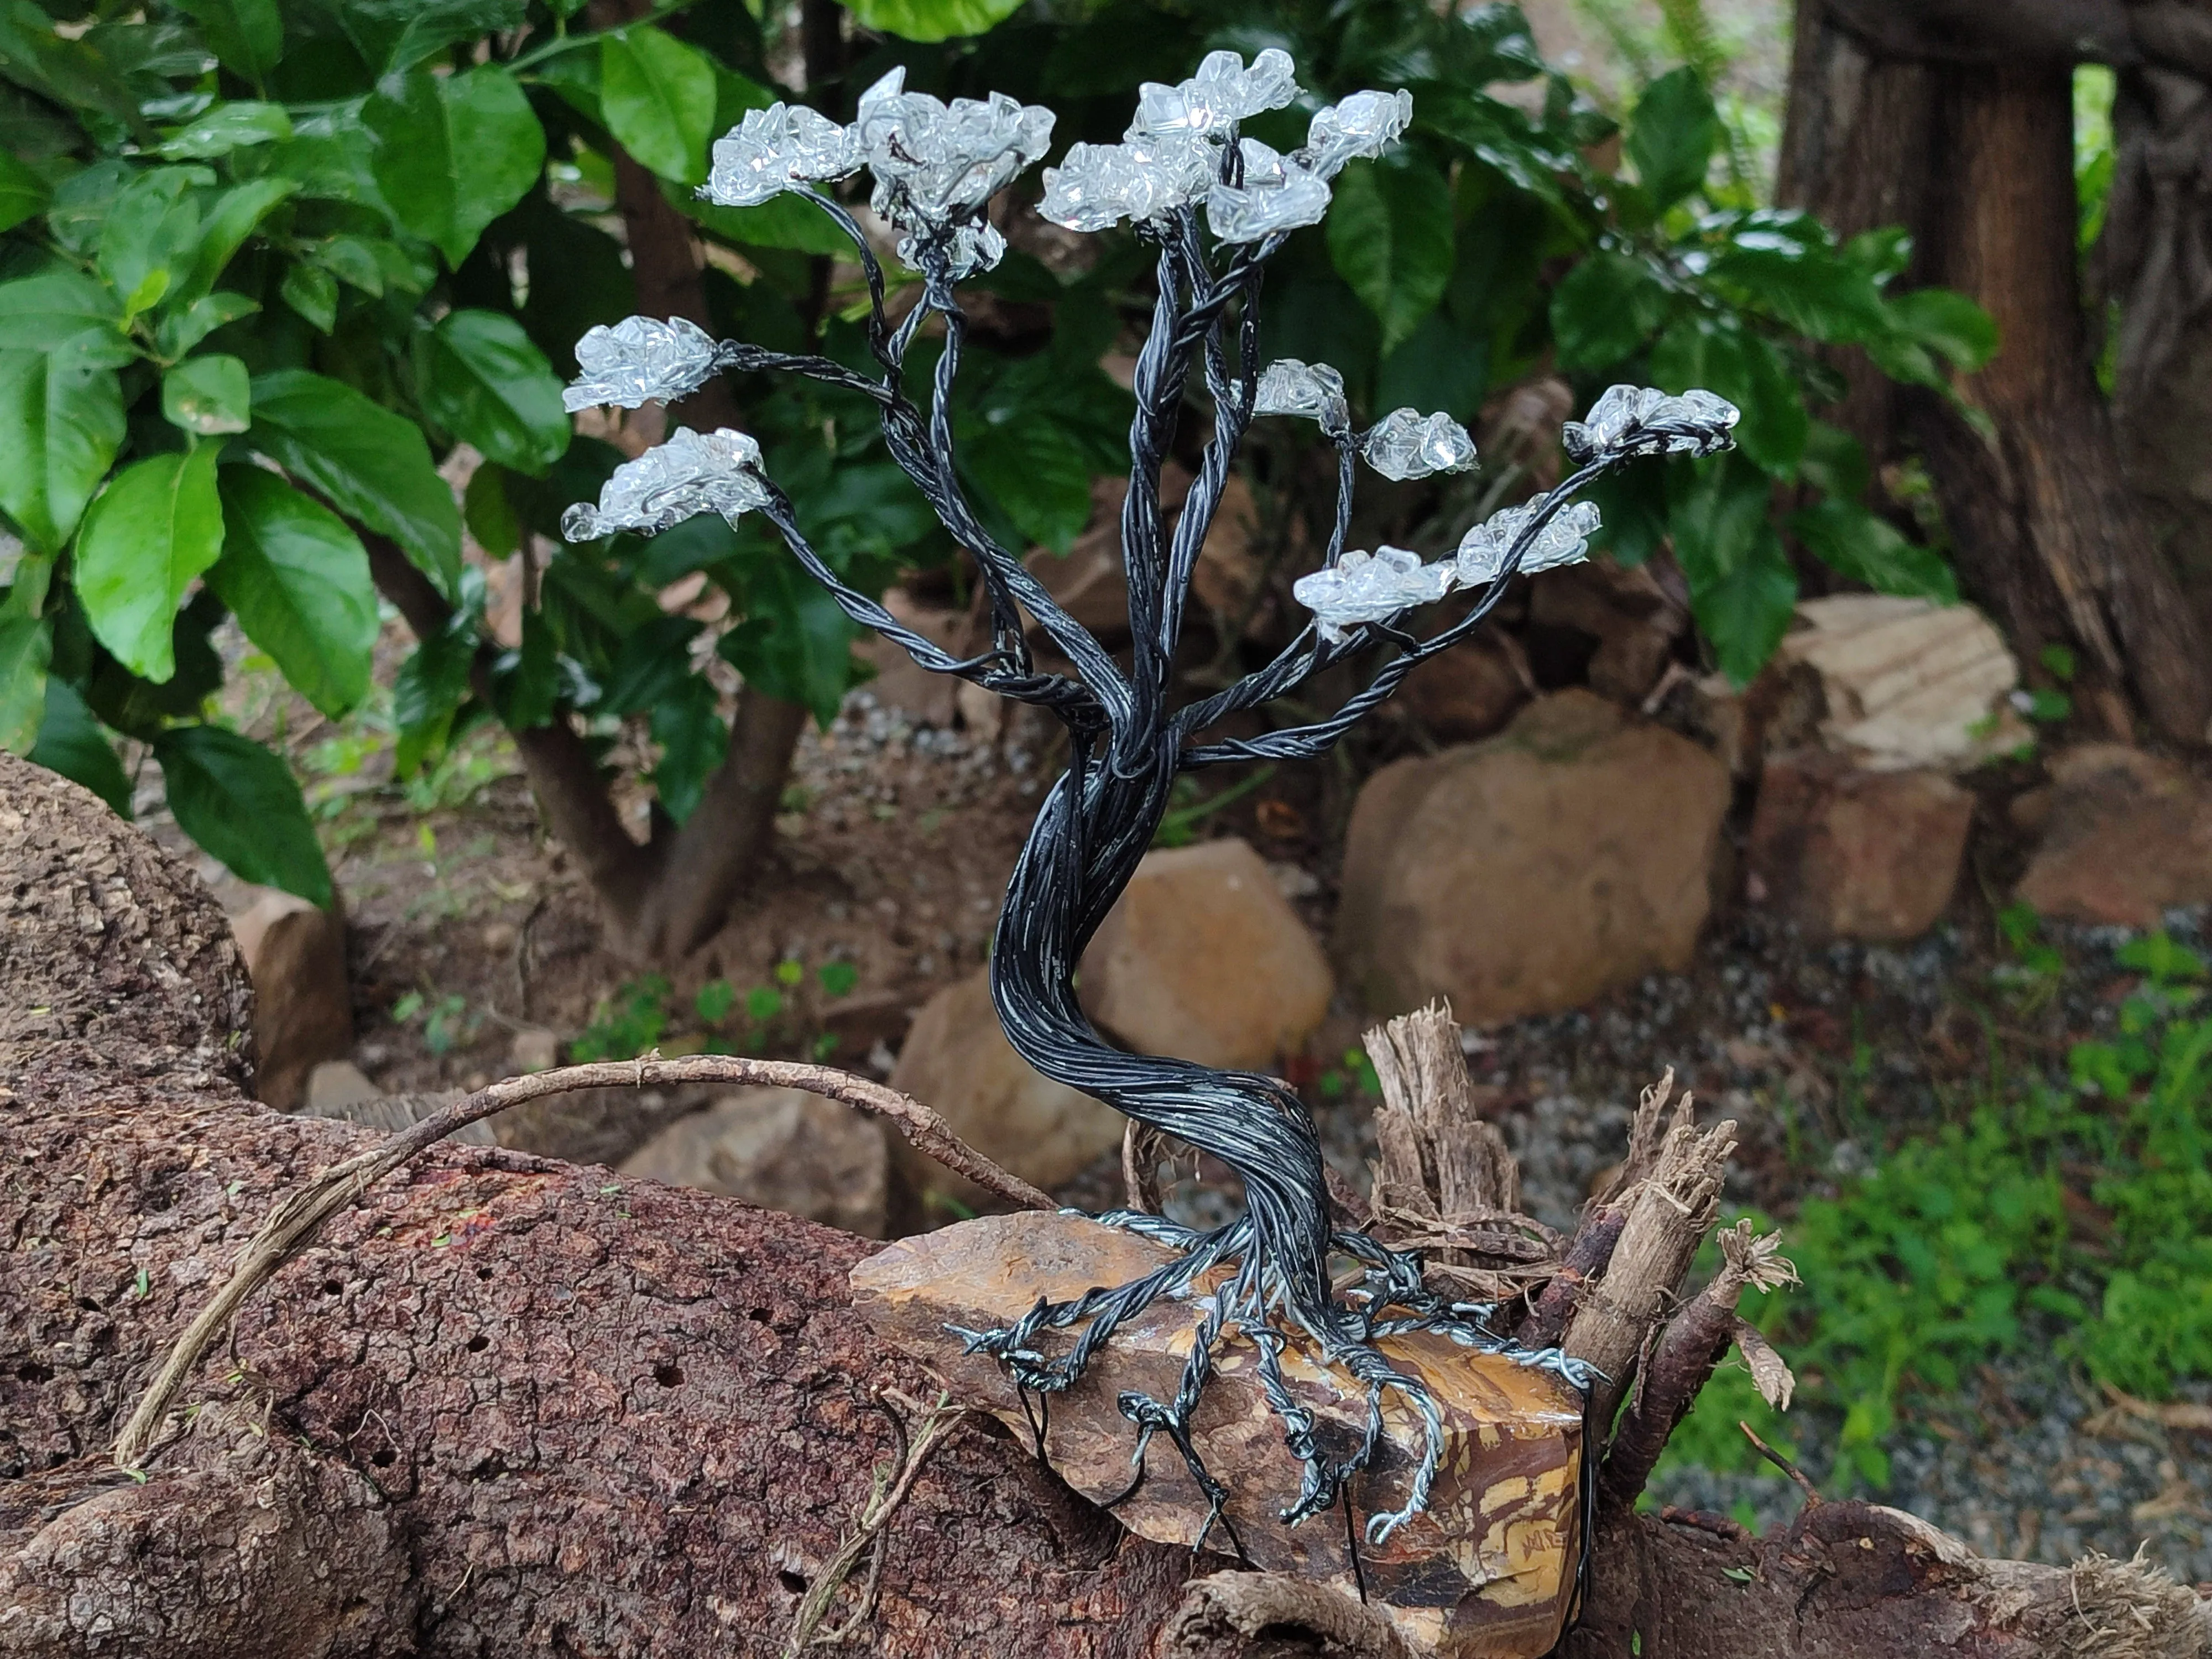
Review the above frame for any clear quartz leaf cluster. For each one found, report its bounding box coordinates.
[1207,138,1331,244]
[1561,384,1741,464]
[852,67,1053,237]
[1291,545,1454,643]
[564,315,723,413]
[1455,495,1603,586]
[1302,89,1414,180]
[1253,358,1350,434]
[1361,408,1477,480]
[559,427,768,540]
[1040,137,1204,233]
[702,102,859,208]
[1133,47,1298,139]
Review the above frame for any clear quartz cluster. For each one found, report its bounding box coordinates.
[1253,358,1350,434]
[704,103,859,208]
[564,315,723,412]
[1207,137,1331,243]
[1361,408,1477,480]
[1302,88,1413,180]
[560,427,768,540]
[1454,495,1603,586]
[1291,545,1454,643]
[852,67,1052,241]
[1562,384,1741,463]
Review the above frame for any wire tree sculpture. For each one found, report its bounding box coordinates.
[560,51,1739,1552]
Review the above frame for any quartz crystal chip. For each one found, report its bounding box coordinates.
[1561,384,1741,464]
[1254,359,1350,435]
[1206,138,1330,243]
[1361,409,1477,479]
[1040,137,1206,232]
[1292,545,1454,643]
[1131,48,1298,141]
[702,102,859,207]
[1454,495,1603,586]
[853,67,1053,230]
[564,315,723,413]
[1302,88,1414,180]
[897,218,1006,279]
[560,427,768,540]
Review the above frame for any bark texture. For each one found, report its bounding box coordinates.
[4,750,2209,1659]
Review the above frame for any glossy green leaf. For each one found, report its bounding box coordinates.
[1788,498,1958,603]
[279,259,337,332]
[0,339,126,555]
[1550,251,1670,372]
[392,627,474,776]
[0,272,125,356]
[719,564,859,727]
[155,723,331,906]
[674,182,852,256]
[463,461,521,557]
[312,234,386,296]
[248,369,462,595]
[1798,422,1871,502]
[364,65,545,267]
[0,148,49,236]
[208,468,379,717]
[494,606,559,731]
[417,309,570,476]
[75,446,226,683]
[155,291,258,359]
[960,416,1093,555]
[1672,455,1797,685]
[29,679,131,817]
[1374,308,1488,422]
[174,178,295,310]
[97,166,207,321]
[171,0,283,80]
[161,352,251,436]
[1648,316,1806,478]
[844,0,1026,43]
[1327,158,1455,354]
[0,611,48,754]
[159,101,291,159]
[600,25,716,185]
[1886,288,1999,373]
[1708,244,1888,345]
[375,0,528,74]
[1626,67,1720,211]
[651,678,724,824]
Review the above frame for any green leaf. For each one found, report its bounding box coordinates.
[960,416,1092,555]
[0,340,126,553]
[1648,317,1807,478]
[1627,66,1720,211]
[374,0,529,74]
[171,0,283,81]
[463,461,521,557]
[719,564,859,727]
[74,446,226,683]
[29,679,130,816]
[1550,252,1670,372]
[155,724,332,906]
[494,605,558,730]
[248,369,462,595]
[651,679,724,824]
[0,148,50,237]
[208,467,379,717]
[311,234,387,296]
[0,271,126,356]
[1672,456,1797,685]
[599,25,717,185]
[417,309,570,476]
[158,101,292,159]
[1708,245,1888,345]
[1797,421,1870,502]
[1327,157,1455,355]
[279,260,337,332]
[174,178,295,311]
[1885,288,1999,373]
[1788,498,1958,603]
[843,0,1026,43]
[0,611,49,754]
[97,167,207,322]
[155,291,258,359]
[674,182,852,256]
[161,353,251,436]
[364,65,546,267]
[393,628,474,776]
[1375,308,1489,422]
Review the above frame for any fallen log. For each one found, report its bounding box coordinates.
[2,752,2207,1658]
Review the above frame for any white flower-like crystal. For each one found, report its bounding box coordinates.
[852,67,1053,232]
[1562,385,1741,464]
[1207,138,1330,244]
[1454,495,1603,586]
[1254,359,1350,434]
[1292,545,1454,643]
[1362,409,1477,479]
[898,219,1006,279]
[1039,135,1209,232]
[560,427,768,540]
[1131,48,1297,141]
[1302,89,1414,180]
[702,102,860,208]
[564,316,724,413]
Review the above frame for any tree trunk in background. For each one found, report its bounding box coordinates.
[1781,4,2212,746]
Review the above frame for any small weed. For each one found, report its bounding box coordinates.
[573,958,860,1063]
[392,990,482,1057]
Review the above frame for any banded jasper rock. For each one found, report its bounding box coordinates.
[852,1211,1584,1658]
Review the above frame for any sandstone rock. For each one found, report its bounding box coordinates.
[853,1210,1584,1659]
[509,1026,560,1076]
[618,1087,888,1238]
[888,968,1123,1212]
[295,1063,495,1144]
[304,1060,381,1114]
[2016,744,2212,926]
[1746,750,1974,941]
[1077,837,1333,1071]
[1398,625,1531,743]
[229,890,352,1112]
[1335,690,1729,1025]
[853,588,968,728]
[1527,557,1685,705]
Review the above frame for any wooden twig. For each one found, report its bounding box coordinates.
[1740,1421,1823,1507]
[111,1055,1048,1467]
[1123,1120,1166,1214]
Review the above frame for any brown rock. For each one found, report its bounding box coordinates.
[1527,558,1685,704]
[1077,837,1333,1071]
[853,588,968,728]
[1398,625,1532,744]
[229,890,351,1112]
[1335,690,1729,1025]
[618,1087,888,1238]
[852,1210,1585,1659]
[2016,744,2212,925]
[888,968,1123,1212]
[1026,478,1133,642]
[1746,751,1973,941]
